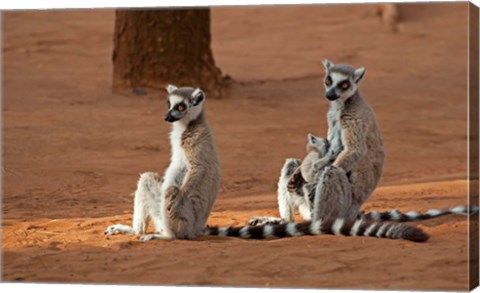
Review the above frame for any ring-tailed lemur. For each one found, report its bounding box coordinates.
[287,133,334,207]
[104,85,221,241]
[245,60,385,228]
[249,133,478,226]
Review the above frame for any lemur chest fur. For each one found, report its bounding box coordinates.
[162,123,190,190]
[326,105,344,157]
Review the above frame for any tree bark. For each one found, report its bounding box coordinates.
[112,8,224,98]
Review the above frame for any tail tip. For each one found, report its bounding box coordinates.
[405,228,430,242]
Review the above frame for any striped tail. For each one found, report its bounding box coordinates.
[203,218,429,242]
[360,205,479,222]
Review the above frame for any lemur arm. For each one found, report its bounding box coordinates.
[165,164,206,216]
[312,156,331,173]
[332,118,368,172]
[179,164,206,197]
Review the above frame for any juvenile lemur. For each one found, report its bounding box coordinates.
[204,61,430,242]
[105,85,220,241]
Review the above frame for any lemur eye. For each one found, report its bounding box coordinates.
[325,77,332,86]
[340,82,350,90]
[176,104,186,112]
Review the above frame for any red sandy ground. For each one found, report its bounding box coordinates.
[2,3,476,290]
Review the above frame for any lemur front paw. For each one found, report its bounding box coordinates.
[140,234,162,241]
[165,186,182,216]
[329,163,345,172]
[313,157,330,173]
[104,224,134,236]
[165,186,180,199]
[140,233,174,241]
[326,164,342,172]
[323,165,348,181]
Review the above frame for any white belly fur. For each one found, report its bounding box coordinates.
[160,122,190,237]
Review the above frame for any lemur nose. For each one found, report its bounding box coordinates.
[326,90,339,101]
[164,112,175,122]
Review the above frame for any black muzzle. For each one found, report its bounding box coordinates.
[326,90,339,101]
[164,112,179,123]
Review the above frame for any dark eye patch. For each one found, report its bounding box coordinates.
[175,103,187,112]
[325,76,332,86]
[338,80,350,90]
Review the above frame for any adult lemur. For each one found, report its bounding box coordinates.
[204,60,430,242]
[105,85,220,241]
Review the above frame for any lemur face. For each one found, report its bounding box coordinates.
[306,133,329,155]
[322,59,366,102]
[164,85,205,123]
[300,133,330,183]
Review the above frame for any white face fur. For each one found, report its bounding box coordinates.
[164,85,205,124]
[322,59,366,104]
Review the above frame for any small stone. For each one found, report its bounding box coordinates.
[132,88,147,96]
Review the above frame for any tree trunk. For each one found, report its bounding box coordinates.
[112,8,224,98]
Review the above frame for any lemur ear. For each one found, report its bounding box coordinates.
[191,88,205,106]
[308,133,318,145]
[166,84,178,94]
[322,59,334,71]
[353,67,366,83]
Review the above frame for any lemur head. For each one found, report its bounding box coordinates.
[322,59,366,102]
[306,133,329,156]
[164,84,205,124]
[301,133,330,183]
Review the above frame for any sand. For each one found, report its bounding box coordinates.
[2,3,475,290]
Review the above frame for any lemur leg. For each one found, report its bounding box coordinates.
[299,182,316,221]
[298,201,312,221]
[139,234,173,241]
[278,159,302,221]
[165,186,196,239]
[142,185,197,241]
[248,158,301,226]
[312,166,354,222]
[105,172,164,236]
[349,169,376,219]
